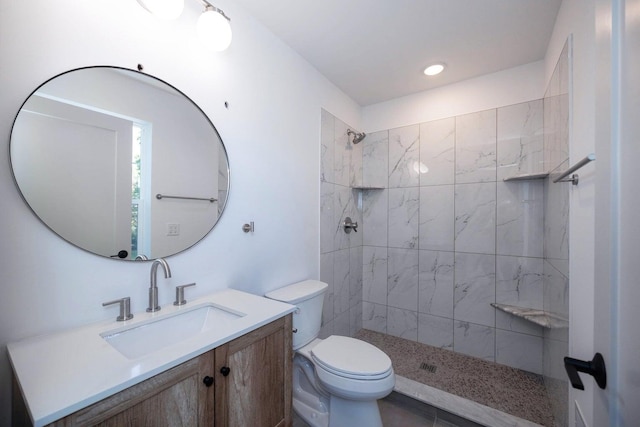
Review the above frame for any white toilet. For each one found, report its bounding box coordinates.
[265,280,395,427]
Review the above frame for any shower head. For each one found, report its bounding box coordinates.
[347,129,366,144]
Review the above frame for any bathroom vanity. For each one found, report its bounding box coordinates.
[9,289,295,427]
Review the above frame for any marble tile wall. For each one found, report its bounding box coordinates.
[319,109,363,338]
[542,40,570,427]
[360,99,546,375]
[320,59,569,400]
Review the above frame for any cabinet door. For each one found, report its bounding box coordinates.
[49,351,214,427]
[214,315,292,427]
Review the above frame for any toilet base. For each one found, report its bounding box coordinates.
[328,394,383,427]
[293,392,384,427]
[293,397,329,427]
[292,352,386,427]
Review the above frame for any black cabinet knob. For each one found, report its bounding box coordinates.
[220,366,231,377]
[203,376,214,387]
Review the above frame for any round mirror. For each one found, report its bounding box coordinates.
[10,66,229,260]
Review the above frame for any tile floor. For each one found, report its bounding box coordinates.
[293,391,480,427]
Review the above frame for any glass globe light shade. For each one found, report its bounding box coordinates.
[137,0,184,20]
[197,9,232,52]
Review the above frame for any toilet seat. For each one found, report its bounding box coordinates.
[311,336,392,380]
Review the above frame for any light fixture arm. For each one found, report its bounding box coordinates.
[198,0,230,21]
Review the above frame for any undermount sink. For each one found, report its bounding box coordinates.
[101,303,245,359]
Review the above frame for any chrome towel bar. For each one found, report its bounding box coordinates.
[553,153,596,185]
[156,193,217,203]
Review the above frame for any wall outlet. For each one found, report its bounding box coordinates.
[167,223,180,236]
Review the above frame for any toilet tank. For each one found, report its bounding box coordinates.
[265,280,328,350]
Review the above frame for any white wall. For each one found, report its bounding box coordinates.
[362,60,545,132]
[0,0,360,424]
[544,1,597,426]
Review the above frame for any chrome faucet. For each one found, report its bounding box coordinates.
[147,258,171,312]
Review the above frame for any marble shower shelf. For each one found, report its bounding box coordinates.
[491,303,569,329]
[503,172,549,182]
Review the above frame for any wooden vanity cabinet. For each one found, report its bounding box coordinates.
[214,314,292,427]
[47,351,214,426]
[17,315,292,427]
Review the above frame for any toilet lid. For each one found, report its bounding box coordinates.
[311,336,392,379]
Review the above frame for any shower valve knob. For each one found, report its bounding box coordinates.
[343,217,358,233]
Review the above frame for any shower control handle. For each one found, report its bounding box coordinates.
[343,217,358,234]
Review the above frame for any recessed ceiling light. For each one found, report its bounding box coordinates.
[424,63,445,76]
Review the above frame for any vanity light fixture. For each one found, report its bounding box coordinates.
[136,0,233,51]
[423,63,445,76]
[136,0,185,20]
[196,4,232,51]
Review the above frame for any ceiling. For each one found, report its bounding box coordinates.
[233,0,562,106]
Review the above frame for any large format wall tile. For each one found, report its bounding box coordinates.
[334,118,350,187]
[387,248,419,311]
[497,100,544,180]
[388,307,418,340]
[389,125,420,188]
[350,133,363,188]
[362,189,388,247]
[544,160,570,261]
[496,256,544,309]
[363,130,389,188]
[496,329,543,374]
[350,302,363,337]
[455,109,497,184]
[333,185,355,250]
[320,182,334,253]
[419,117,455,186]
[419,185,454,251]
[333,248,351,316]
[418,313,454,350]
[543,260,569,324]
[363,301,387,333]
[350,246,363,308]
[320,252,335,325]
[418,250,454,318]
[334,311,350,336]
[544,42,570,174]
[454,321,495,361]
[495,255,544,336]
[454,252,496,327]
[388,187,420,249]
[496,181,544,257]
[454,182,496,254]
[363,246,388,305]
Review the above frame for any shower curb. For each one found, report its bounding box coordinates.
[394,375,544,427]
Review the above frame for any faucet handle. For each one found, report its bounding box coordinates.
[174,283,196,306]
[103,297,134,321]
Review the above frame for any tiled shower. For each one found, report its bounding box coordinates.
[319,42,570,426]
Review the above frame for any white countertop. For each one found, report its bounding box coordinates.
[7,289,296,426]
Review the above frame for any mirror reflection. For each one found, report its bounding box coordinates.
[10,67,229,260]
